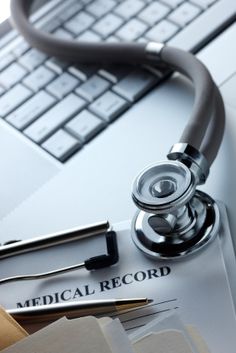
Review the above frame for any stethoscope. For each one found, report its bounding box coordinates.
[0,0,225,285]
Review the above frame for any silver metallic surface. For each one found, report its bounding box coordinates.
[8,298,149,323]
[132,160,196,214]
[0,221,110,259]
[145,42,165,61]
[131,190,220,259]
[168,143,210,184]
[148,213,177,234]
[151,179,177,198]
[0,261,85,285]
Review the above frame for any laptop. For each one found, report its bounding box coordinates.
[0,0,235,245]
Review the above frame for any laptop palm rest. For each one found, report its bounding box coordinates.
[0,123,58,220]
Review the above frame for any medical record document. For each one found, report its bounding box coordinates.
[0,204,236,352]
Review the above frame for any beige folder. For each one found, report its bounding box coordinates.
[0,306,28,351]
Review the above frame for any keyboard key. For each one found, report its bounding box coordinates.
[24,94,86,143]
[6,91,56,130]
[191,0,217,8]
[0,63,27,89]
[68,64,99,81]
[116,18,148,41]
[99,65,133,83]
[19,49,47,71]
[42,129,81,162]
[86,0,116,18]
[105,35,120,43]
[168,3,201,27]
[145,19,179,42]
[23,66,56,92]
[64,11,95,36]
[46,57,69,74]
[93,13,123,38]
[0,84,32,117]
[137,37,148,43]
[89,91,129,122]
[65,110,105,142]
[161,0,184,8]
[0,85,4,96]
[46,72,79,99]
[53,28,74,39]
[12,40,30,57]
[76,75,110,102]
[144,64,171,79]
[81,0,93,4]
[114,0,145,20]
[0,53,15,71]
[42,18,61,33]
[138,2,170,26]
[77,30,101,42]
[112,69,158,102]
[58,0,83,22]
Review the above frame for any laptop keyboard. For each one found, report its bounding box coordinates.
[0,0,219,162]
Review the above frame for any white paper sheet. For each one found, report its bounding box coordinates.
[1,316,114,353]
[130,313,198,353]
[0,204,235,353]
[133,330,194,353]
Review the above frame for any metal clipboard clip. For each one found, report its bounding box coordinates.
[0,221,119,285]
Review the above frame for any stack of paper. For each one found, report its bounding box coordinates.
[1,313,209,353]
[130,313,210,353]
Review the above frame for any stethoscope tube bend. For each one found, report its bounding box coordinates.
[9,0,225,259]
[10,0,225,168]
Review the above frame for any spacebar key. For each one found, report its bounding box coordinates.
[24,93,86,143]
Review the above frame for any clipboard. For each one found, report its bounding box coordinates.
[0,203,235,352]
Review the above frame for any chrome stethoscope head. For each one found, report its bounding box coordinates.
[131,143,220,259]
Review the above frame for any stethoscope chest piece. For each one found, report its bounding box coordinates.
[132,161,195,214]
[131,161,220,259]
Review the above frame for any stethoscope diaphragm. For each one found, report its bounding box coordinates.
[132,161,195,214]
